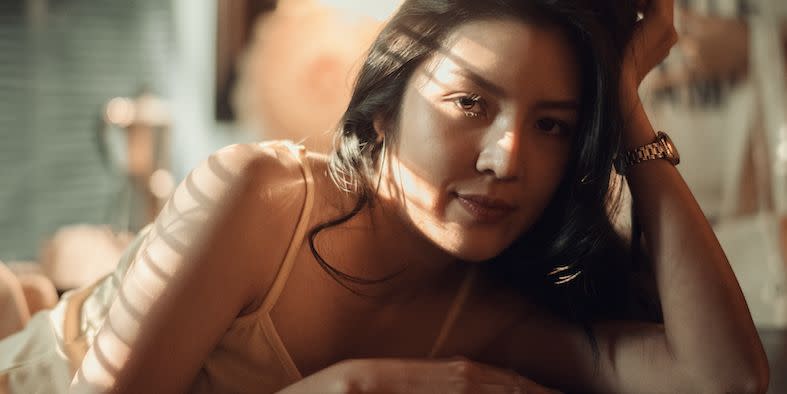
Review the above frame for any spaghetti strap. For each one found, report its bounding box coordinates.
[260,141,315,312]
[428,266,478,358]
[257,141,314,380]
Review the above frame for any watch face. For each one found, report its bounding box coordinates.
[658,131,680,165]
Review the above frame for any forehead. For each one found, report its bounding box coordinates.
[418,18,580,98]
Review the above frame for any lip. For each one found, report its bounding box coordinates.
[454,193,517,222]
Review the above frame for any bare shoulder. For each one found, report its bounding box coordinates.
[144,142,312,309]
[70,142,318,392]
[160,142,305,220]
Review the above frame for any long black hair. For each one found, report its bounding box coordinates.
[309,0,662,338]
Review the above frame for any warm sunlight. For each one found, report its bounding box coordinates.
[317,0,403,21]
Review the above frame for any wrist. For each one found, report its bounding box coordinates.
[616,131,680,175]
[618,69,642,117]
[614,93,681,175]
[620,98,657,150]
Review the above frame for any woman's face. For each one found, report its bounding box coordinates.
[378,18,580,262]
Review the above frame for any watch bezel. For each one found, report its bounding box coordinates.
[657,131,680,165]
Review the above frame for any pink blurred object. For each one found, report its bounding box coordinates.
[38,224,134,290]
[0,262,29,340]
[16,273,59,316]
[234,0,391,152]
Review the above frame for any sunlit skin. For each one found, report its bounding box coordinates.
[67,1,770,391]
[368,18,579,267]
[72,20,581,388]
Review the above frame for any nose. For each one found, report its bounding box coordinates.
[475,122,521,181]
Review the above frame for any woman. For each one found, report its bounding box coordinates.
[2,0,769,392]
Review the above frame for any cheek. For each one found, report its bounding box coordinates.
[531,146,570,188]
[518,142,571,215]
[395,108,476,195]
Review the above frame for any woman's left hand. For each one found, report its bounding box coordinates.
[620,0,678,108]
[278,358,564,394]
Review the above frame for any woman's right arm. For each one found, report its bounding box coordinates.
[70,143,307,393]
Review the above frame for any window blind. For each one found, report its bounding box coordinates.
[0,0,173,260]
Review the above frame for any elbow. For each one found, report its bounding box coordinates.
[678,347,771,394]
[711,377,769,394]
[700,361,770,394]
[724,367,769,394]
[734,349,771,394]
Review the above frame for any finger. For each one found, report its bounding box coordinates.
[464,381,563,394]
[643,0,674,22]
[443,358,522,385]
[476,366,563,394]
[441,359,561,392]
[465,382,517,394]
[635,1,679,76]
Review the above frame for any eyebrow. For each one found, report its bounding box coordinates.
[449,69,506,97]
[449,69,579,111]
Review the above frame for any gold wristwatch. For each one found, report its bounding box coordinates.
[614,131,680,175]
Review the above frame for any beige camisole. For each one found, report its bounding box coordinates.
[189,141,477,392]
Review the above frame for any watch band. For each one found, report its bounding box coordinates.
[615,131,680,175]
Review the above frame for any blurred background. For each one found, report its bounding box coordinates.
[0,0,399,288]
[0,0,785,387]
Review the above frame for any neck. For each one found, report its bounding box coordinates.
[320,195,465,304]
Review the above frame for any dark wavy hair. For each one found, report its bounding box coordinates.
[308,0,662,346]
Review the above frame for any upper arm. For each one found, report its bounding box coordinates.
[482,307,693,393]
[70,143,307,393]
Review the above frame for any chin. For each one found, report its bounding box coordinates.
[413,213,520,262]
[449,240,509,263]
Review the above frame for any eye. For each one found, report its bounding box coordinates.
[535,118,572,135]
[452,94,486,118]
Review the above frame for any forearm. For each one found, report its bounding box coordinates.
[622,102,769,391]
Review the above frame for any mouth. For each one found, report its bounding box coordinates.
[454,193,517,222]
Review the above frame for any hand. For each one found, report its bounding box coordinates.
[620,0,678,110]
[278,358,564,394]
